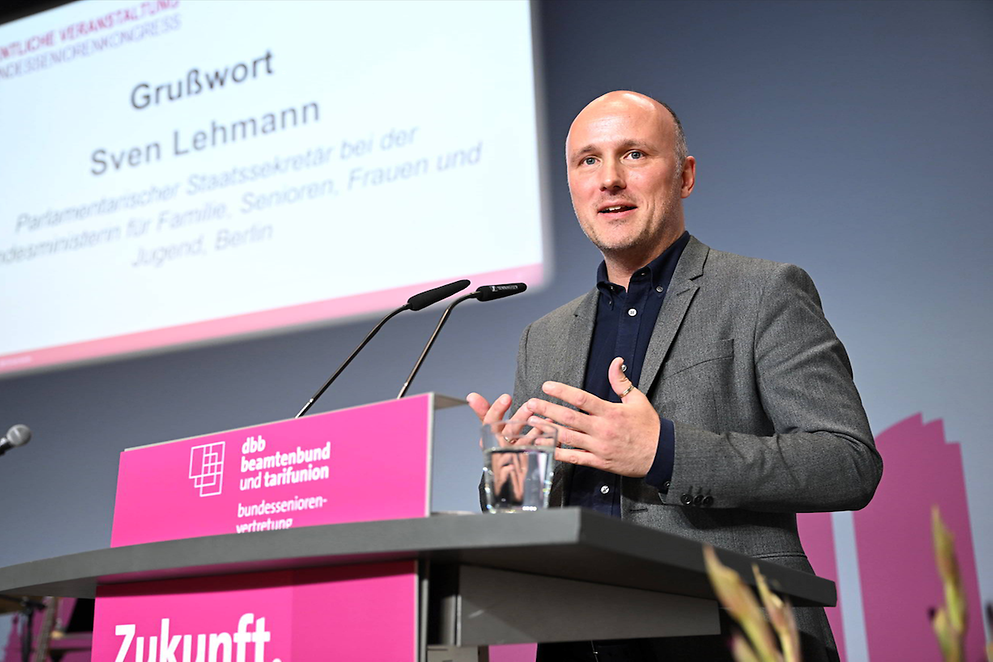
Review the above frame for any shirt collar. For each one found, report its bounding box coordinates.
[595,231,691,299]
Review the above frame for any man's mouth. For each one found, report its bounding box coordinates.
[598,204,636,214]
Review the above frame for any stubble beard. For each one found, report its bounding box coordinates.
[579,176,683,263]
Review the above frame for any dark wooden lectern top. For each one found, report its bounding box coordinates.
[0,508,834,609]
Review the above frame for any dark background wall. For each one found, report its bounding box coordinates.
[2,2,991,657]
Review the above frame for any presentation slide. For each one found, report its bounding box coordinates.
[0,0,544,377]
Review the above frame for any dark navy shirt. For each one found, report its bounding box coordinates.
[566,232,689,516]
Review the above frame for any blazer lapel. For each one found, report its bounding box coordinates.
[639,236,709,395]
[549,288,597,507]
[559,289,598,387]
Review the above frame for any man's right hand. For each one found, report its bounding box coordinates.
[467,393,512,423]
[466,392,538,448]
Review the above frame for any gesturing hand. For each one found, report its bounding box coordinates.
[466,392,534,431]
[465,392,540,451]
[525,357,660,478]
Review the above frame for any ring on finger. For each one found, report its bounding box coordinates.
[619,384,636,398]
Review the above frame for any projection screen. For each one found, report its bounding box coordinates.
[0,0,545,377]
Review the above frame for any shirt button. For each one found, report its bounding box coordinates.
[600,485,610,495]
[656,286,664,293]
[627,308,637,317]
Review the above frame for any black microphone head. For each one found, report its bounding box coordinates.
[6,424,31,448]
[473,283,527,302]
[407,279,471,311]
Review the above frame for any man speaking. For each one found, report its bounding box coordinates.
[468,91,882,661]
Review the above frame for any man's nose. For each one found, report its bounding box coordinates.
[600,161,625,191]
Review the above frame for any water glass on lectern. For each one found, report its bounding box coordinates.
[482,419,556,513]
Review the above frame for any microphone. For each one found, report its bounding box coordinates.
[474,283,528,302]
[295,279,470,417]
[397,283,527,399]
[406,280,471,311]
[0,424,32,457]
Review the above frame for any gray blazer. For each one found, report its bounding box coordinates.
[513,236,882,659]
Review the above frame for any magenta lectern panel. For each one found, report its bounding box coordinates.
[111,394,435,546]
[93,561,418,662]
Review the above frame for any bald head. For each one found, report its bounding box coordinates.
[564,90,696,284]
[568,91,688,170]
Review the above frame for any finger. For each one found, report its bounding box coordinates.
[540,380,610,416]
[466,393,492,423]
[511,457,524,499]
[483,394,512,424]
[526,397,592,432]
[472,393,514,449]
[507,401,534,424]
[506,417,560,449]
[608,357,638,401]
[523,417,559,444]
[554,447,604,470]
[467,393,493,449]
[494,401,538,441]
[533,417,594,451]
[507,451,525,499]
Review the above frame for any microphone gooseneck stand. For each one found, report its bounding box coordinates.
[295,279,470,418]
[397,283,527,399]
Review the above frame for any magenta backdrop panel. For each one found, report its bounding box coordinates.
[853,414,984,661]
[92,561,417,662]
[111,395,433,546]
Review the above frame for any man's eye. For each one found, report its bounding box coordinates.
[582,156,597,166]
[628,151,644,160]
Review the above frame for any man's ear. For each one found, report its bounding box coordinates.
[680,156,697,198]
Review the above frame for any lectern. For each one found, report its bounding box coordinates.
[0,396,835,661]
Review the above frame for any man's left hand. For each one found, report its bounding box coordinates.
[526,356,661,478]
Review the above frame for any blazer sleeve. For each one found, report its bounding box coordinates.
[664,262,882,512]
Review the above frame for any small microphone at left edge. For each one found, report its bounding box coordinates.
[0,424,31,457]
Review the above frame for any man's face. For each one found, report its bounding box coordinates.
[566,94,694,263]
